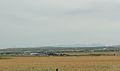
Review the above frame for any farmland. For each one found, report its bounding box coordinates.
[0,56,120,71]
[0,47,120,71]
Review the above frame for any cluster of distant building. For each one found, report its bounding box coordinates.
[30,52,65,56]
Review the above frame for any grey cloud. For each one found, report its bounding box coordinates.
[0,0,120,48]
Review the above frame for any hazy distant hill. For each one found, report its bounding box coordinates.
[54,43,104,47]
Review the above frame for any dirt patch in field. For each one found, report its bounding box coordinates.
[0,57,12,60]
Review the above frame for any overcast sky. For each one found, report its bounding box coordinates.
[0,0,120,48]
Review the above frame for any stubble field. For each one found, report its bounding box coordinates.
[0,56,120,71]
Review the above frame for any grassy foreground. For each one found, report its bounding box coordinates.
[0,56,120,71]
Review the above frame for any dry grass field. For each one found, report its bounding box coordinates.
[0,56,120,71]
[64,52,120,56]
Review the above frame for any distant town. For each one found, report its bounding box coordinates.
[1,45,120,56]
